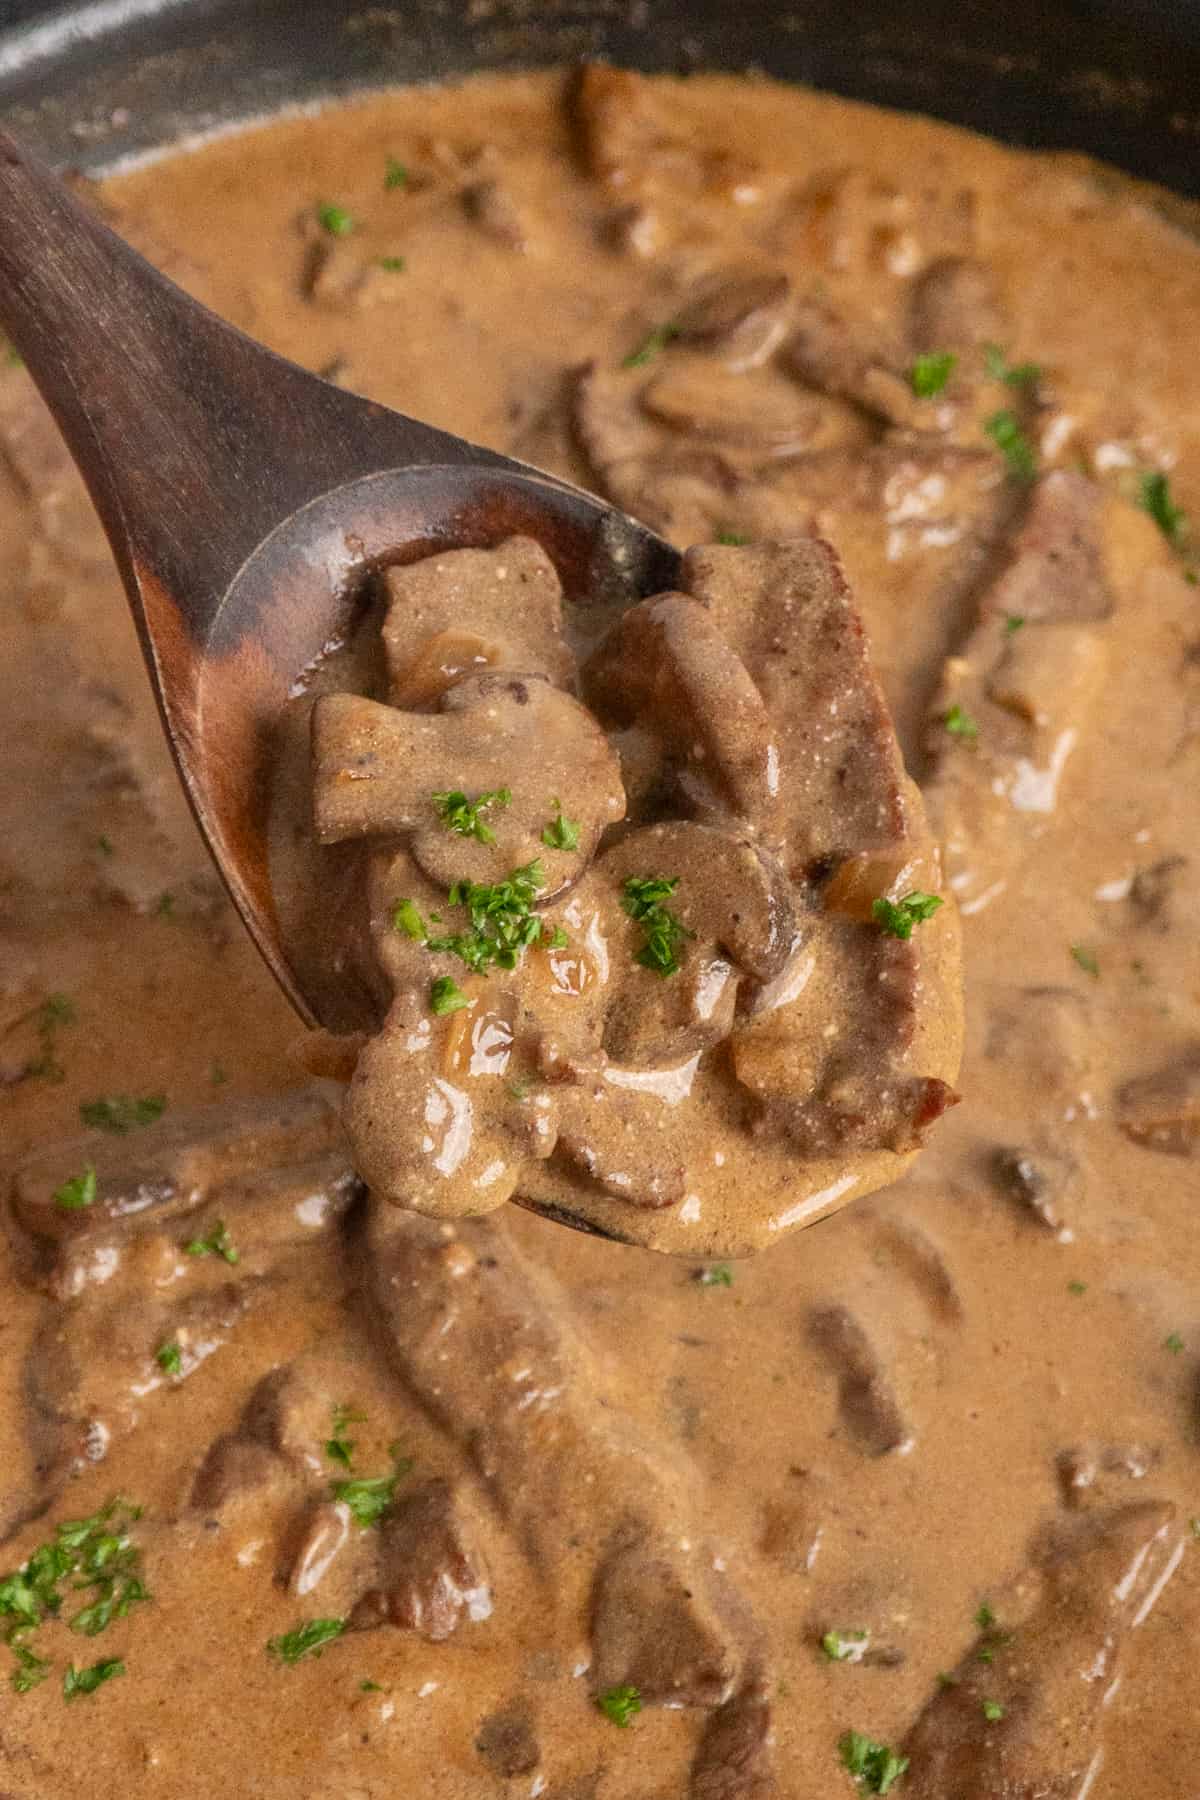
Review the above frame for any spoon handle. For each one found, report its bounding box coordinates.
[0,129,491,647]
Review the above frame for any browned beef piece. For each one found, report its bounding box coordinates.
[590,1533,738,1707]
[806,1305,912,1457]
[358,1201,749,1705]
[191,1435,300,1522]
[475,1702,540,1778]
[901,1501,1182,1798]
[784,298,913,427]
[673,269,793,371]
[1116,1045,1200,1155]
[351,1477,492,1642]
[979,470,1115,628]
[990,1144,1080,1240]
[689,1673,777,1799]
[908,256,1010,358]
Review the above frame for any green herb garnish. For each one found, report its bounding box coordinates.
[210,1061,228,1086]
[974,1603,996,1630]
[1003,614,1025,635]
[1,1498,148,1696]
[983,344,1041,389]
[1070,944,1099,978]
[622,322,680,368]
[332,1453,412,1529]
[268,1618,347,1664]
[984,409,1037,480]
[392,898,428,940]
[1165,1331,1185,1354]
[982,1699,1005,1722]
[871,892,943,941]
[621,874,692,978]
[183,1221,239,1265]
[378,255,407,272]
[317,202,356,237]
[326,1404,365,1470]
[155,1342,182,1377]
[942,704,979,741]
[1067,1280,1088,1295]
[155,891,176,919]
[384,156,409,191]
[430,976,472,1016]
[432,786,511,844]
[716,528,750,546]
[80,1094,165,1135]
[597,1683,642,1727]
[838,1729,909,1793]
[10,1643,50,1693]
[1138,469,1187,545]
[909,351,957,398]
[542,809,581,852]
[427,860,547,974]
[96,833,114,856]
[53,1166,97,1212]
[696,1264,734,1288]
[63,1657,124,1700]
[822,1630,868,1663]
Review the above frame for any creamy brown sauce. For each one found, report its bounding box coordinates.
[2,66,1200,1799]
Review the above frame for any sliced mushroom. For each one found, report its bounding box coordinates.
[1116,1045,1200,1155]
[807,1304,913,1457]
[689,1672,776,1800]
[584,593,783,832]
[311,673,625,891]
[380,536,576,701]
[461,177,530,250]
[641,357,824,457]
[590,1532,739,1706]
[784,297,914,428]
[982,470,1116,626]
[673,268,793,371]
[909,255,1010,356]
[990,1143,1081,1240]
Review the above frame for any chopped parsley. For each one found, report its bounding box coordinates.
[822,1629,869,1663]
[80,1094,166,1134]
[427,859,547,974]
[909,351,957,398]
[361,1678,384,1692]
[621,874,692,977]
[63,1657,124,1700]
[96,834,115,856]
[1070,944,1100,978]
[432,786,511,844]
[541,808,581,852]
[622,321,680,368]
[268,1617,347,1664]
[384,156,409,191]
[332,1453,412,1528]
[545,926,569,950]
[597,1683,642,1727]
[14,991,76,1083]
[695,1264,734,1288]
[973,1602,996,1631]
[183,1220,240,1265]
[392,898,428,940]
[155,890,176,919]
[378,255,407,272]
[3,340,23,368]
[983,344,1042,389]
[317,201,356,237]
[838,1730,909,1794]
[430,976,472,1016]
[1,1498,148,1697]
[942,704,979,741]
[326,1405,365,1470]
[1067,1280,1088,1296]
[1165,1331,1185,1355]
[716,528,750,546]
[1003,613,1025,635]
[985,409,1037,480]
[1137,469,1187,546]
[53,1166,97,1212]
[871,892,944,941]
[155,1341,182,1377]
[210,1061,229,1086]
[982,1699,1005,1723]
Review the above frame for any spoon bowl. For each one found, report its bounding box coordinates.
[0,128,679,1029]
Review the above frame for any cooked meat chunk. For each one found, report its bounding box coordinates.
[475,1702,540,1778]
[359,1201,750,1695]
[908,255,1011,356]
[351,1477,492,1641]
[461,177,530,249]
[689,1673,777,1800]
[1056,1443,1159,1510]
[673,269,793,371]
[901,1502,1183,1798]
[190,1436,300,1522]
[784,298,913,427]
[584,593,784,831]
[990,1144,1080,1240]
[590,1533,737,1707]
[1116,1045,1200,1155]
[807,1304,913,1457]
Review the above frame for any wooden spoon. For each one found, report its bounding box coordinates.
[0,128,680,1030]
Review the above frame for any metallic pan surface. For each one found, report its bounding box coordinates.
[0,0,1197,197]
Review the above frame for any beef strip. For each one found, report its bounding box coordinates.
[350,1476,492,1641]
[806,1305,913,1457]
[689,1672,777,1800]
[1116,1045,1200,1155]
[901,1502,1183,1799]
[358,1199,752,1706]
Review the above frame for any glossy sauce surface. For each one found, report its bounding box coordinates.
[1,68,1199,1800]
